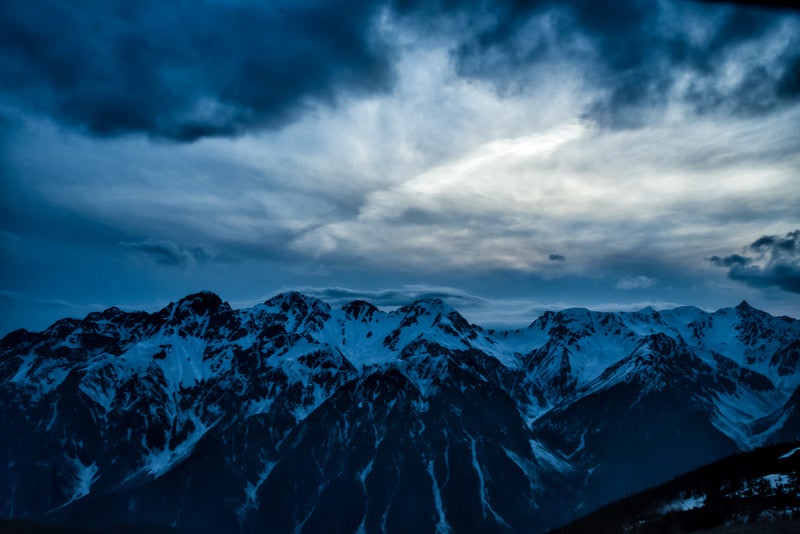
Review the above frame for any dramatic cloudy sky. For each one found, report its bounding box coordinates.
[1,0,799,333]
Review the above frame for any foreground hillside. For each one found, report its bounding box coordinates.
[551,441,800,533]
[1,292,798,532]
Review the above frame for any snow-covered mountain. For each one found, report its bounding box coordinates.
[1,292,798,532]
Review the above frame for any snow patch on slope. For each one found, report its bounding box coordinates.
[63,458,99,506]
[529,439,573,473]
[141,415,214,478]
[779,447,800,459]
[660,494,706,513]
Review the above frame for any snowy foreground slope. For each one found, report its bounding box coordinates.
[1,292,798,533]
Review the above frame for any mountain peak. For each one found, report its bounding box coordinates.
[264,291,330,311]
[342,299,379,320]
[399,297,456,316]
[81,306,125,324]
[176,291,225,315]
[638,332,679,355]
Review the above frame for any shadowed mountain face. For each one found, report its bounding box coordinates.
[1,292,798,533]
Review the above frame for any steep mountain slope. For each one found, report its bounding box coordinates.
[551,441,800,533]
[0,292,798,532]
[533,333,742,515]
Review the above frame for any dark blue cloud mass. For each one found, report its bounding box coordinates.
[1,0,798,140]
[448,0,800,127]
[0,0,391,141]
[711,230,800,293]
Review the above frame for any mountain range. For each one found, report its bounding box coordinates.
[1,291,798,532]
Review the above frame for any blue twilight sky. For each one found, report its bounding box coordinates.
[1,0,799,334]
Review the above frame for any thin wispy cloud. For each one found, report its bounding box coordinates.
[120,240,214,268]
[616,276,659,290]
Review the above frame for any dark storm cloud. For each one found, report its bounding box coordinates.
[548,254,566,261]
[751,233,797,251]
[120,240,213,268]
[405,0,800,128]
[0,0,390,141]
[2,0,798,141]
[710,230,800,293]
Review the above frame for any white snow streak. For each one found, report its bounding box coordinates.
[141,415,214,478]
[529,439,572,473]
[467,434,508,526]
[246,461,275,507]
[426,459,451,534]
